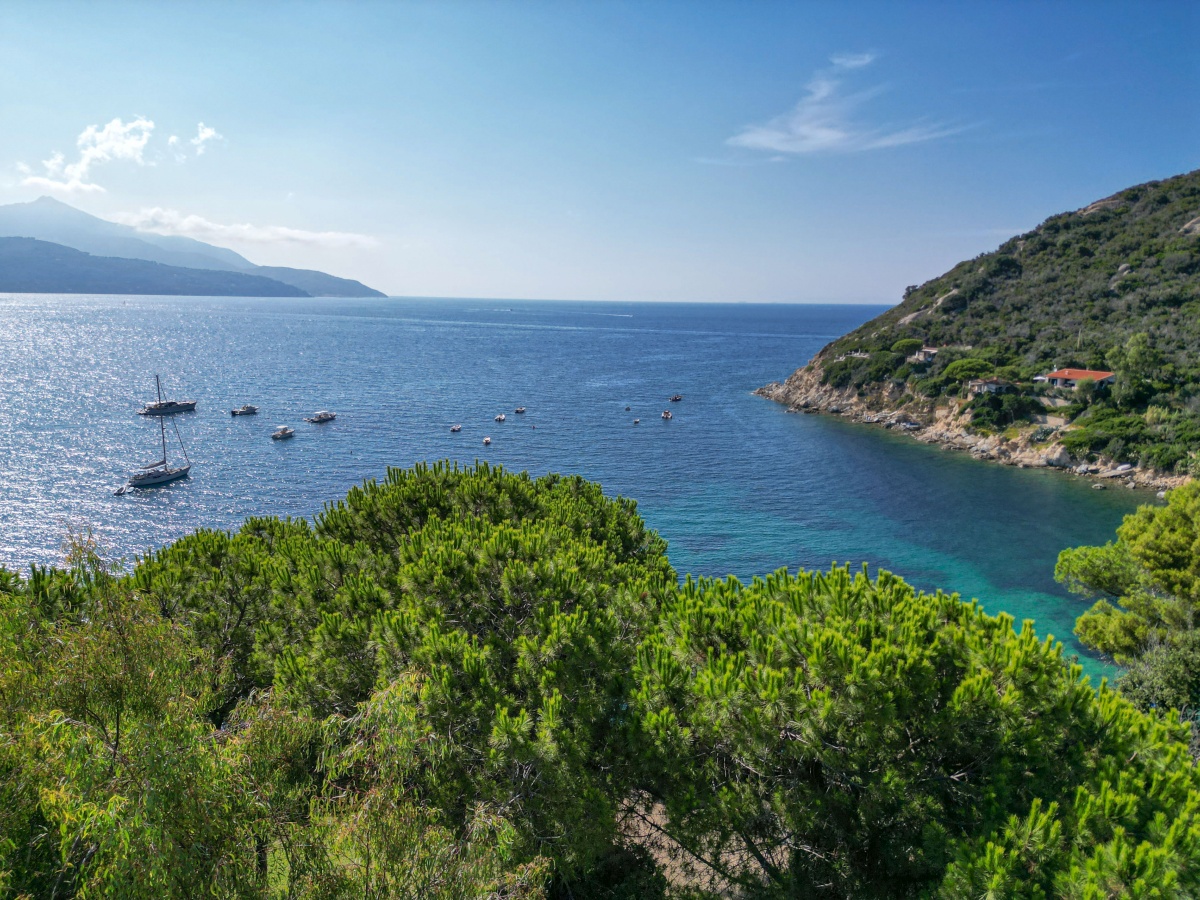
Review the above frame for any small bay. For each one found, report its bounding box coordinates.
[0,294,1143,675]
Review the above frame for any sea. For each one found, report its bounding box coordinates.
[0,294,1146,677]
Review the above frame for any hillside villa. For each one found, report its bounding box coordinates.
[1042,368,1116,389]
[968,377,1014,395]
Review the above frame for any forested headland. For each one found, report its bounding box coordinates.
[1,462,1196,898]
[759,168,1200,481]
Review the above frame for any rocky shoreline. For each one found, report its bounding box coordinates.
[756,363,1190,494]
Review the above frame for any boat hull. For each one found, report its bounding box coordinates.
[139,401,197,416]
[128,465,191,487]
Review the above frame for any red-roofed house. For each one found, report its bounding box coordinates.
[1044,368,1115,389]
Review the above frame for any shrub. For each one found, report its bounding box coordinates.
[942,358,994,382]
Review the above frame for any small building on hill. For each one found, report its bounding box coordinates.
[912,347,940,363]
[968,377,1014,395]
[1043,368,1115,389]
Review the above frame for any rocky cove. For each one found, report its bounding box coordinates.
[755,362,1191,494]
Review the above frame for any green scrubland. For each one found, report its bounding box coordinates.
[814,168,1200,473]
[1,462,1196,898]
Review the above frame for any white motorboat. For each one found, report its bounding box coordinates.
[231,405,259,416]
[515,406,526,414]
[305,410,336,424]
[633,418,640,424]
[483,436,492,445]
[271,425,295,440]
[119,377,192,492]
[661,410,672,420]
[450,424,462,432]
[138,376,196,415]
[494,414,506,422]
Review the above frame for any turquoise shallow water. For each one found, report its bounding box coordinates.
[0,295,1145,676]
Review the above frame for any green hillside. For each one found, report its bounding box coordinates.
[811,168,1200,472]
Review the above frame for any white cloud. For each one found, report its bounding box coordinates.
[829,51,876,70]
[190,122,222,155]
[113,207,378,249]
[727,53,966,155]
[19,116,223,189]
[20,116,155,193]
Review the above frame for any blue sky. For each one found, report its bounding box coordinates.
[1,1,1196,301]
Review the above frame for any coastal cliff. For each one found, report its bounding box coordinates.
[757,168,1200,492]
[756,361,1189,492]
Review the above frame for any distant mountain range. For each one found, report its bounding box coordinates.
[0,197,385,297]
[0,237,310,297]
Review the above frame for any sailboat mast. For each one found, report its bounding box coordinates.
[156,375,167,462]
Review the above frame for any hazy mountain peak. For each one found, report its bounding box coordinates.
[0,197,385,296]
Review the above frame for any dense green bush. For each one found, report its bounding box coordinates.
[1059,482,1200,749]
[634,566,1199,897]
[965,391,1044,430]
[1,464,1197,898]
[1055,403,1200,467]
[821,351,905,389]
[941,358,993,382]
[1059,482,1200,663]
[891,338,923,356]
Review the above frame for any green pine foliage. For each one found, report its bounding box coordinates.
[1,463,1198,898]
[1058,481,1200,759]
[1058,481,1200,662]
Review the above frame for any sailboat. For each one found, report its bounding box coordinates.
[137,374,196,415]
[119,376,192,492]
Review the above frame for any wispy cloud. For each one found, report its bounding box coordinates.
[20,116,155,193]
[727,53,967,156]
[112,207,378,249]
[828,51,876,70]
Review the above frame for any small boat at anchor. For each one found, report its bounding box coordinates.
[494,414,506,422]
[138,399,197,416]
[138,376,196,416]
[231,405,259,416]
[483,436,492,445]
[515,407,526,414]
[669,394,683,402]
[633,419,640,425]
[450,424,462,433]
[305,410,336,424]
[117,376,192,493]
[271,425,295,440]
[661,410,672,420]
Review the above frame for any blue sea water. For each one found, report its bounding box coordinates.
[0,294,1145,676]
